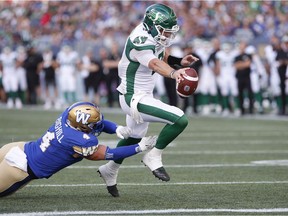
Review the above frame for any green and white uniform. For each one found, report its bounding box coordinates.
[117,23,185,139]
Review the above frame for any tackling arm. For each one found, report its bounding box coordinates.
[85,144,140,161]
[85,136,157,161]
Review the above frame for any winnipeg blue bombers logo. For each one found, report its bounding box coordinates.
[75,110,91,124]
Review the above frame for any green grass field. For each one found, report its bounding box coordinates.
[0,108,288,215]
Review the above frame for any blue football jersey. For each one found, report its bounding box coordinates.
[24,108,116,179]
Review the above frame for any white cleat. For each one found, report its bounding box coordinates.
[7,99,14,109]
[15,98,23,109]
[97,161,120,197]
[142,148,170,181]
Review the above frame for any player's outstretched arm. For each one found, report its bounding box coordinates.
[86,136,158,161]
[101,120,132,139]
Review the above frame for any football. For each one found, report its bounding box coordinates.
[176,68,199,98]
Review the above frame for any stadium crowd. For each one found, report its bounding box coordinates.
[0,1,287,116]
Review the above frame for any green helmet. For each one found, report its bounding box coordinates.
[143,3,179,47]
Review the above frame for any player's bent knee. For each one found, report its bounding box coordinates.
[175,115,188,129]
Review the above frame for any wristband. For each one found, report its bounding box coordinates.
[170,69,177,79]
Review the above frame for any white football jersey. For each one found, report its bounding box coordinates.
[57,51,79,75]
[0,52,17,76]
[117,23,165,95]
[216,50,238,76]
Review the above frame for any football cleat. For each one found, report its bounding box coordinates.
[97,163,120,197]
[106,185,119,198]
[152,167,170,182]
[141,149,170,181]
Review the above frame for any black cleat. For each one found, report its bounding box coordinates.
[107,185,119,197]
[152,167,170,181]
[97,170,120,197]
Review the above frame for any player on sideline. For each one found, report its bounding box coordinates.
[98,3,198,197]
[0,101,157,197]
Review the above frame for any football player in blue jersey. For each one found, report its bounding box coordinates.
[0,101,157,197]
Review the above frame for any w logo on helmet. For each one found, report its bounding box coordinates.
[75,110,91,124]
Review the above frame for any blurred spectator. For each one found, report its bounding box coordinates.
[234,42,253,115]
[275,35,288,115]
[98,47,109,105]
[0,66,5,104]
[195,40,218,115]
[0,1,287,54]
[246,45,268,114]
[23,44,43,105]
[215,43,240,116]
[81,48,102,105]
[16,46,27,104]
[207,38,222,114]
[0,47,22,108]
[103,43,121,107]
[0,0,286,116]
[264,36,281,113]
[56,45,80,105]
[42,47,58,109]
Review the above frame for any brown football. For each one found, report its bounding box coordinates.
[176,68,199,98]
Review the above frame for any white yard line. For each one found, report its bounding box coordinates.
[164,150,288,154]
[27,181,288,187]
[2,208,288,215]
[67,162,288,169]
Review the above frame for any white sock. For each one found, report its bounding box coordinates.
[148,147,163,157]
[107,160,121,171]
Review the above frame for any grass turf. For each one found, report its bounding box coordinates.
[0,108,288,215]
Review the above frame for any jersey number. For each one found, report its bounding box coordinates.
[40,131,55,152]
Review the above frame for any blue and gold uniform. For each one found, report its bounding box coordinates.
[24,107,116,179]
[0,102,154,197]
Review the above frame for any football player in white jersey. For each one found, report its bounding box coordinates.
[0,47,22,109]
[16,46,27,107]
[56,45,80,105]
[195,41,218,115]
[246,45,268,114]
[264,36,281,113]
[215,43,240,116]
[98,3,198,197]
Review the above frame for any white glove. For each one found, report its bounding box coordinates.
[116,126,132,139]
[138,135,158,152]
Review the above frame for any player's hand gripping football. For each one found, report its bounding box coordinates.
[116,126,132,139]
[171,68,188,83]
[138,136,158,152]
